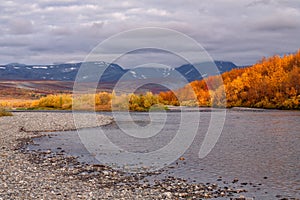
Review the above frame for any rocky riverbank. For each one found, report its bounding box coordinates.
[0,112,250,199]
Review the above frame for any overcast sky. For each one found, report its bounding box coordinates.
[0,0,300,66]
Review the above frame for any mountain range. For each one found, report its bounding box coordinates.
[0,61,242,83]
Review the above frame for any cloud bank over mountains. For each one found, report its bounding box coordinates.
[0,0,299,65]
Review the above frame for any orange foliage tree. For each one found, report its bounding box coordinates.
[159,49,300,109]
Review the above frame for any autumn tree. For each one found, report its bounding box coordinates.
[158,49,300,109]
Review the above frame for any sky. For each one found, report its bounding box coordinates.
[0,0,300,67]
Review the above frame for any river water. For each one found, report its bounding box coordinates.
[28,109,300,199]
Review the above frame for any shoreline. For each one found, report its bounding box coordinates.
[8,105,300,114]
[0,112,251,199]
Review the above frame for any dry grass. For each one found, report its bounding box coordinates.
[0,99,35,109]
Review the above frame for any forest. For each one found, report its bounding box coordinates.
[1,50,299,111]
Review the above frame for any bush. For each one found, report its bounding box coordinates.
[36,94,72,109]
[0,108,13,117]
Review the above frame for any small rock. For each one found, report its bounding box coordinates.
[45,150,51,154]
[163,192,172,198]
[102,170,110,176]
[232,178,239,183]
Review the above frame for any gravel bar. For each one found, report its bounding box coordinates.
[0,112,249,200]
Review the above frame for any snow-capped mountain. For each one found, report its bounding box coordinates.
[0,61,240,83]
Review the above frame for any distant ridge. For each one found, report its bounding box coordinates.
[0,61,241,82]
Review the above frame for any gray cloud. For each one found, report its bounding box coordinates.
[8,18,35,35]
[0,0,299,66]
[246,0,273,7]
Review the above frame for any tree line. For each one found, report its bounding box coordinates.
[159,49,300,109]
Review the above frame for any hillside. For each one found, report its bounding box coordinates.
[159,50,300,109]
[1,51,300,111]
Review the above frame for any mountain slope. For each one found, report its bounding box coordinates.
[0,61,240,83]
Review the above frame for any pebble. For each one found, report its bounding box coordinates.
[233,178,239,183]
[163,192,172,198]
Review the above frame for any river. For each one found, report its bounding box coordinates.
[27,109,300,199]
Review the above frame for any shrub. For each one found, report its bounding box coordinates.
[0,108,13,117]
[36,94,72,109]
